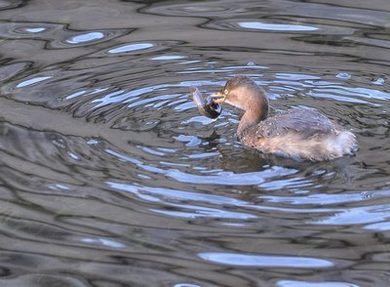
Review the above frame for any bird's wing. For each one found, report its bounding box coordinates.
[256,108,338,138]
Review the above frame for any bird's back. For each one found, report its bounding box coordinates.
[239,107,357,161]
[256,107,337,138]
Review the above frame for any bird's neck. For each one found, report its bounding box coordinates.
[237,97,268,138]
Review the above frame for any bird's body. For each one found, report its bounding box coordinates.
[209,76,358,161]
[239,107,357,161]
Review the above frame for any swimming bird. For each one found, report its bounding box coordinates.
[209,76,358,161]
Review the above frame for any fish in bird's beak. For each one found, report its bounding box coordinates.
[191,87,222,119]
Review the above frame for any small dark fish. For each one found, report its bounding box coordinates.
[191,87,222,119]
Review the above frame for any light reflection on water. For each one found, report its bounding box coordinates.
[198,252,336,268]
[238,22,319,32]
[108,42,154,54]
[16,76,52,88]
[276,281,360,287]
[0,0,389,286]
[65,31,105,44]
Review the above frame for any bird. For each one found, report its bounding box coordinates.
[209,76,358,161]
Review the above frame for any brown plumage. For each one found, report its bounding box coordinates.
[211,76,358,161]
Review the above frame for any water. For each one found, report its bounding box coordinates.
[0,0,389,286]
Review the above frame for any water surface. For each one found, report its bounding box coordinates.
[0,0,389,286]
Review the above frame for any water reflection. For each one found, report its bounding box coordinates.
[238,22,319,32]
[152,54,186,60]
[16,76,52,88]
[0,21,131,49]
[19,27,47,33]
[0,0,389,286]
[65,31,105,44]
[198,252,335,268]
[276,280,360,287]
[108,42,154,54]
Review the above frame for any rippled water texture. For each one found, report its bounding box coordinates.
[0,0,389,286]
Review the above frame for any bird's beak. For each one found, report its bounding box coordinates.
[210,91,226,104]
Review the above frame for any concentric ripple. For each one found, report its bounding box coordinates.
[0,0,389,286]
[0,21,132,49]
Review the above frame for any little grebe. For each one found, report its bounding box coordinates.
[207,76,358,161]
